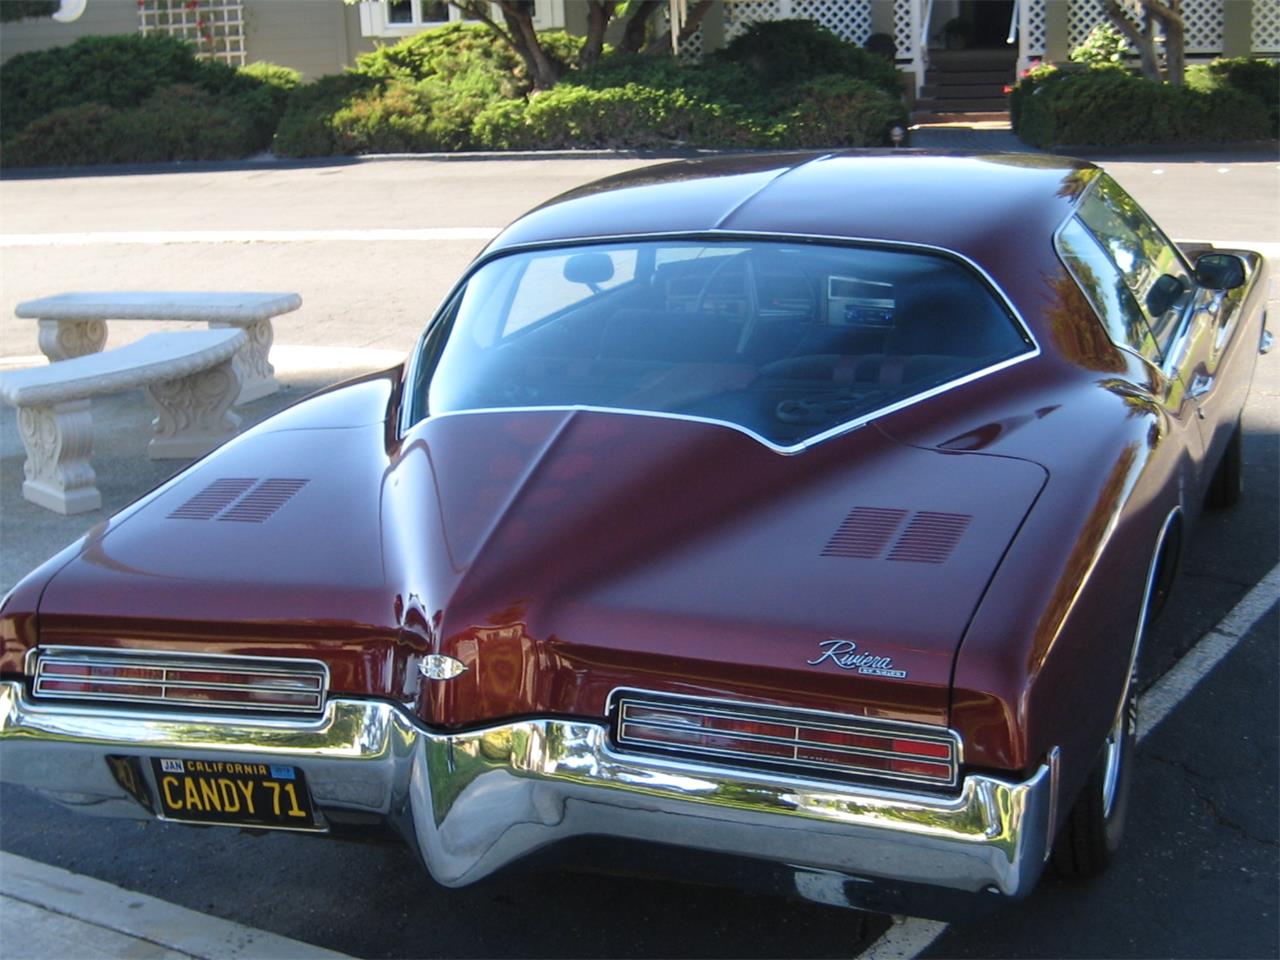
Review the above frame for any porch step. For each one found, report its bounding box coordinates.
[920,83,1011,99]
[913,97,1011,114]
[923,69,1014,85]
[926,49,1018,71]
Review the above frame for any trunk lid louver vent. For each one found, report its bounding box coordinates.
[168,478,308,524]
[823,508,972,564]
[32,648,328,715]
[612,690,960,790]
[821,507,909,558]
[168,478,257,520]
[887,511,972,564]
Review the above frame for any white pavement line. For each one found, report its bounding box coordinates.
[0,852,352,960]
[857,560,1280,960]
[858,919,950,960]
[0,227,500,246]
[1137,561,1280,742]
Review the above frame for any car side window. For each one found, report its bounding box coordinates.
[1057,217,1158,359]
[1076,176,1194,361]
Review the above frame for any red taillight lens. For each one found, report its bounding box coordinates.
[616,696,958,788]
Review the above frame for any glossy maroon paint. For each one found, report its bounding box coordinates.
[0,155,1266,825]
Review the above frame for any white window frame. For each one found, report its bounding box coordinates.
[359,1,562,39]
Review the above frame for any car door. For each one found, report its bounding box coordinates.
[1072,176,1230,490]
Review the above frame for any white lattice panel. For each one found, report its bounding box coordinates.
[793,0,872,44]
[1253,0,1280,54]
[1068,0,1109,50]
[678,24,705,60]
[1022,0,1047,56]
[724,0,787,41]
[138,0,245,66]
[893,0,914,58]
[1183,0,1225,53]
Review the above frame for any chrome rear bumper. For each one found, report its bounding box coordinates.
[0,682,1053,911]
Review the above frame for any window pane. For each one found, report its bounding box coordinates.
[387,0,412,23]
[1077,176,1192,357]
[1057,218,1155,357]
[421,1,449,22]
[419,241,1031,446]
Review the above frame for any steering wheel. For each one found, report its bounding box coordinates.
[692,251,759,354]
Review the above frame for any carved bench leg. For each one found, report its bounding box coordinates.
[145,357,243,460]
[210,319,277,404]
[17,400,102,514]
[37,319,108,362]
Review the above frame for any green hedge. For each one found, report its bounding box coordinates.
[8,18,908,163]
[0,34,301,166]
[1187,57,1279,137]
[1012,65,1272,148]
[3,86,259,167]
[279,19,906,156]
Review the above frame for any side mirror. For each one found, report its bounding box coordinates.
[1145,273,1186,317]
[564,252,614,291]
[1194,253,1246,291]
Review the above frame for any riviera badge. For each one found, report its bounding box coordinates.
[807,639,907,679]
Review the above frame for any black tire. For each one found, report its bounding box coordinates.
[1051,662,1137,878]
[1205,418,1243,509]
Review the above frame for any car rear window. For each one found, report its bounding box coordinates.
[410,240,1032,448]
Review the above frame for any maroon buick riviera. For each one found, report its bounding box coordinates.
[0,153,1270,920]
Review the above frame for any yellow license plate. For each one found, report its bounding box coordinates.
[149,757,318,829]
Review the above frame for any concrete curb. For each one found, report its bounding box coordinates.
[0,853,353,959]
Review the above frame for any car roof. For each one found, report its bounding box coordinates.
[487,151,1098,261]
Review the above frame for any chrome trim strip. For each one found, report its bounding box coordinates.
[399,231,1041,454]
[0,683,1050,899]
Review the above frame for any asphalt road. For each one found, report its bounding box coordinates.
[0,152,1276,959]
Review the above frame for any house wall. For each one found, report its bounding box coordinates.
[0,0,137,63]
[243,1,377,78]
[0,0,376,76]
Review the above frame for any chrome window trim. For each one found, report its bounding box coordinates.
[1066,177,1200,378]
[398,231,1041,455]
[29,646,331,715]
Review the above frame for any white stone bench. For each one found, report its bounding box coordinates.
[0,329,246,515]
[16,291,302,405]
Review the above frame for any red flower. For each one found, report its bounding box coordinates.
[197,18,205,27]
[1003,84,1013,94]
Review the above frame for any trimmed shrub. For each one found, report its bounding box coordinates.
[774,75,907,148]
[3,86,254,167]
[273,73,376,157]
[474,83,767,150]
[0,34,302,161]
[711,18,902,97]
[1013,66,1272,148]
[0,34,217,139]
[1187,57,1279,137]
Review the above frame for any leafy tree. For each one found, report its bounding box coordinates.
[1103,0,1187,84]
[442,0,713,89]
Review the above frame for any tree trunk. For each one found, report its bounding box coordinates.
[580,1,618,69]
[619,0,662,55]
[1156,0,1185,85]
[1103,0,1161,81]
[643,0,715,55]
[498,2,563,89]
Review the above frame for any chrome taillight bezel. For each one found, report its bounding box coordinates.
[29,646,329,716]
[609,688,961,790]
